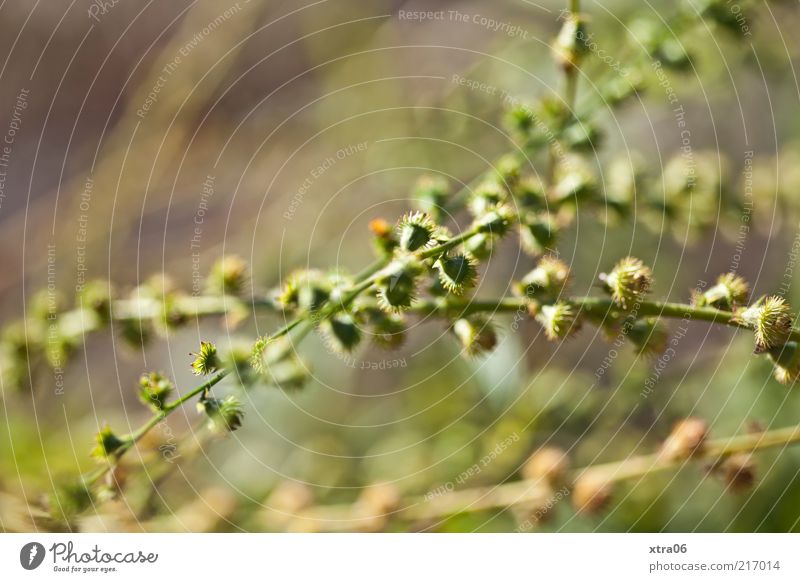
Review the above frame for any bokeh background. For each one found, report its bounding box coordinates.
[2,0,800,532]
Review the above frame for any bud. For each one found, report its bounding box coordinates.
[515,256,571,302]
[412,175,450,223]
[191,341,220,376]
[519,212,558,257]
[552,13,589,72]
[376,260,421,312]
[453,317,498,357]
[473,204,516,238]
[695,273,749,311]
[660,417,709,460]
[434,253,477,296]
[537,302,581,341]
[600,257,653,309]
[605,156,643,219]
[206,255,248,296]
[91,425,128,462]
[495,154,522,186]
[468,180,508,217]
[552,155,597,202]
[720,453,756,493]
[369,218,398,257]
[514,176,547,211]
[198,394,244,433]
[627,317,668,357]
[522,447,570,485]
[138,372,174,411]
[737,296,794,353]
[398,211,437,252]
[572,471,613,514]
[321,313,362,353]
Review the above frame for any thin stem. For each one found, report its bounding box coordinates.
[281,424,800,531]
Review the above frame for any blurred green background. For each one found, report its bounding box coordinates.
[1,0,800,532]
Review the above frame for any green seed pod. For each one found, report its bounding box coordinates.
[515,256,571,302]
[473,204,516,238]
[223,345,260,389]
[268,356,310,391]
[30,289,67,322]
[519,213,558,257]
[434,253,477,296]
[537,301,581,341]
[464,232,495,261]
[191,341,220,376]
[49,480,94,525]
[206,255,249,296]
[120,318,153,348]
[626,317,668,357]
[495,154,522,187]
[552,155,597,202]
[561,119,604,151]
[738,296,794,353]
[91,425,127,462]
[504,102,536,136]
[768,341,800,385]
[453,317,498,357]
[600,257,653,309]
[376,260,421,312]
[77,280,115,323]
[695,273,749,311]
[278,270,331,312]
[468,180,508,217]
[321,313,362,353]
[514,176,547,211]
[198,394,244,434]
[605,156,644,220]
[398,211,437,252]
[369,312,406,350]
[138,372,174,411]
[412,175,450,223]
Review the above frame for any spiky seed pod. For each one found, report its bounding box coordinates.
[191,341,219,376]
[695,273,749,311]
[120,318,153,348]
[369,312,406,350]
[552,155,597,202]
[600,257,653,309]
[514,176,547,211]
[561,118,604,152]
[768,341,800,385]
[412,175,450,223]
[91,425,127,462]
[537,302,581,341]
[627,317,668,357]
[737,296,794,353]
[138,372,174,411]
[473,204,516,237]
[468,180,508,217]
[376,260,421,312]
[369,218,398,257]
[522,447,570,485]
[464,232,494,261]
[251,335,295,376]
[605,156,643,219]
[453,317,498,357]
[223,345,260,389]
[660,417,709,460]
[268,356,310,391]
[519,212,558,257]
[515,257,571,302]
[278,270,331,312]
[572,471,613,515]
[77,280,114,323]
[206,255,248,297]
[504,102,536,136]
[321,313,362,353]
[158,292,189,333]
[434,253,477,296]
[48,480,94,525]
[720,453,756,493]
[397,211,437,252]
[198,394,244,433]
[552,13,589,72]
[495,154,522,186]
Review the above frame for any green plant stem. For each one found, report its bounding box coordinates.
[281,424,800,531]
